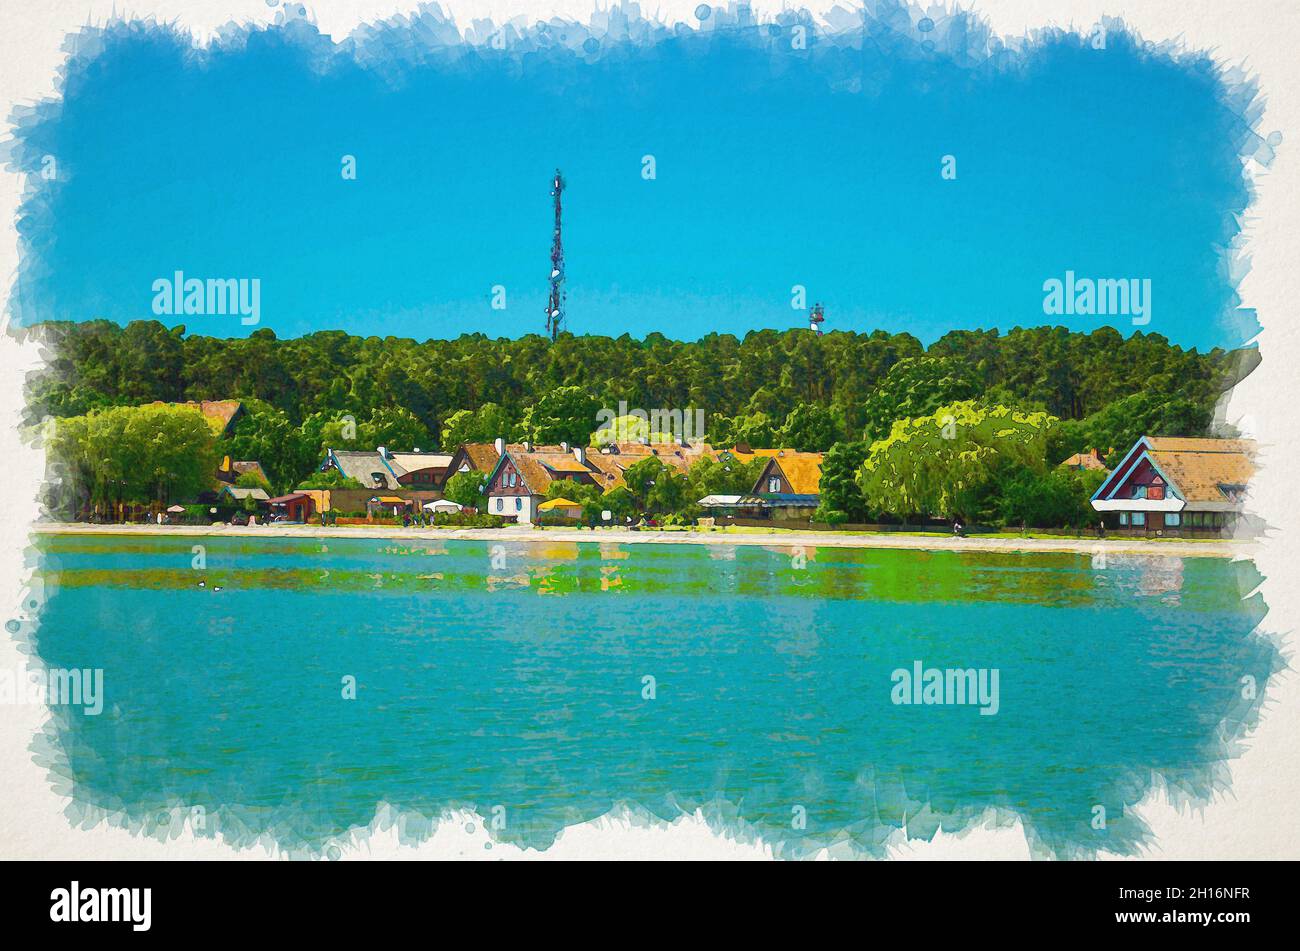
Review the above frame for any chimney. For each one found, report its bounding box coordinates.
[493,437,505,455]
[573,446,587,465]
[674,434,685,446]
[638,436,650,446]
[523,440,533,452]
[377,446,388,459]
[561,441,570,452]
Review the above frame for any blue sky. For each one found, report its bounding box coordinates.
[8,7,1257,350]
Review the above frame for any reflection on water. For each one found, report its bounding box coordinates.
[24,534,1281,859]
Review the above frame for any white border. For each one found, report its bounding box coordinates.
[1,0,1297,860]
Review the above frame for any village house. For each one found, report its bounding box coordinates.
[1090,436,1257,536]
[483,445,600,523]
[693,447,825,521]
[315,447,451,516]
[746,450,824,519]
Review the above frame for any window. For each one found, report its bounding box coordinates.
[1119,512,1129,526]
[515,497,523,511]
[1148,485,1164,500]
[495,498,503,512]
[1132,485,1147,499]
[1165,513,1180,527]
[1132,512,1146,526]
[768,477,781,493]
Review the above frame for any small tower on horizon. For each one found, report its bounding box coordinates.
[545,169,566,342]
[809,302,825,336]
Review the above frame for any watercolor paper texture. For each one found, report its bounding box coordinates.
[1,0,1297,862]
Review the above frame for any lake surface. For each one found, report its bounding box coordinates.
[24,534,1280,859]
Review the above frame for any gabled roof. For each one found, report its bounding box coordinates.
[449,443,504,475]
[1093,436,1257,505]
[1146,448,1256,503]
[582,452,626,489]
[754,451,824,495]
[326,449,401,489]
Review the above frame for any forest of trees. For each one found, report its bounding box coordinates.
[26,319,1256,521]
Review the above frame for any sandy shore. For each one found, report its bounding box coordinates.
[30,521,1253,558]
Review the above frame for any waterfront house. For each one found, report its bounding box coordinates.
[746,450,824,520]
[316,447,454,514]
[1090,436,1257,536]
[483,445,602,523]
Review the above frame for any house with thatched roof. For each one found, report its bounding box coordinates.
[482,445,602,523]
[745,450,824,520]
[1090,436,1258,535]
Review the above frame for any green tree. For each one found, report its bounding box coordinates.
[295,468,364,490]
[49,404,220,516]
[780,402,840,452]
[362,407,433,452]
[861,356,981,442]
[685,454,765,500]
[996,466,1094,529]
[234,469,271,491]
[545,478,600,503]
[813,441,871,522]
[440,402,513,448]
[443,470,487,509]
[520,386,601,446]
[222,398,315,493]
[856,401,1056,521]
[589,414,674,446]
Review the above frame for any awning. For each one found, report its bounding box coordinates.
[698,494,743,507]
[538,497,581,511]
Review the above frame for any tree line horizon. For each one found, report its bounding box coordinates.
[26,318,1256,526]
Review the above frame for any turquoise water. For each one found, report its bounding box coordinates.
[26,534,1279,858]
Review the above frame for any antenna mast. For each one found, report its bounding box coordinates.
[545,169,566,341]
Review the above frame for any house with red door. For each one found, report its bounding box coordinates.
[1090,436,1257,536]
